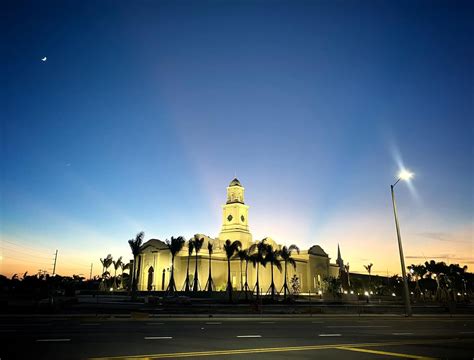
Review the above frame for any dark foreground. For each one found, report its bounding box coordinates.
[1,315,473,359]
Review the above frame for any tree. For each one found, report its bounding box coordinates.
[192,235,204,292]
[112,256,122,289]
[290,275,300,295]
[425,260,448,301]
[408,264,426,298]
[280,245,299,299]
[223,239,242,302]
[99,254,113,290]
[249,238,268,301]
[128,232,145,295]
[364,263,373,289]
[264,244,282,301]
[166,236,185,293]
[205,240,215,292]
[324,276,342,300]
[120,262,131,290]
[236,249,248,291]
[183,239,194,292]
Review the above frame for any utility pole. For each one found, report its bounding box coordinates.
[89,263,93,280]
[52,249,58,276]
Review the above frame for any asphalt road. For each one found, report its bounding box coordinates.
[1,315,473,359]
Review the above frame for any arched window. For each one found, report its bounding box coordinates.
[147,266,154,291]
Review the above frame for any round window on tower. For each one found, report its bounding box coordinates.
[227,215,233,222]
[241,215,245,222]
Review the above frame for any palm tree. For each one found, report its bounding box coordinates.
[100,254,113,290]
[183,239,194,292]
[264,245,282,301]
[280,244,299,299]
[112,256,122,289]
[128,231,145,295]
[242,249,254,300]
[425,260,449,301]
[364,263,373,290]
[236,249,248,291]
[408,264,426,298]
[249,238,268,301]
[223,239,242,302]
[205,240,215,292]
[120,262,131,289]
[166,236,185,293]
[192,235,204,292]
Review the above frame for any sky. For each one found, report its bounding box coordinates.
[1,0,473,278]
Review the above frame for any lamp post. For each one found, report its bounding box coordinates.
[390,169,413,317]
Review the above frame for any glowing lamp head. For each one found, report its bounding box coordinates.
[398,169,414,181]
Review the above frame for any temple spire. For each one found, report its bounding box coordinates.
[336,243,344,269]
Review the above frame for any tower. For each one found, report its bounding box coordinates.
[336,243,344,270]
[218,178,252,247]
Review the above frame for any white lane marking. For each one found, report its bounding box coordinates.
[237,335,262,338]
[460,331,474,334]
[392,332,414,335]
[312,321,324,324]
[36,338,71,342]
[80,323,100,326]
[144,336,173,340]
[147,322,165,325]
[327,325,390,328]
[259,322,275,324]
[205,322,222,325]
[319,334,341,337]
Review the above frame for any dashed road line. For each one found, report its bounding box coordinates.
[327,325,389,328]
[144,336,173,340]
[318,334,341,337]
[392,332,414,335]
[237,335,262,338]
[36,338,71,342]
[205,322,222,325]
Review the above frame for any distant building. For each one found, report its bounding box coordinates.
[136,178,341,293]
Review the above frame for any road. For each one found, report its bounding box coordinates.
[1,315,473,359]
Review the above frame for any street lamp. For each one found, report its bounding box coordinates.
[391,169,413,317]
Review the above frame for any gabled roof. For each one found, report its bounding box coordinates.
[308,245,328,257]
[140,238,168,252]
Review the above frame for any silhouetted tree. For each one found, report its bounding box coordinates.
[192,235,204,292]
[100,254,113,290]
[224,239,242,302]
[205,240,215,292]
[264,244,282,301]
[236,249,247,291]
[128,232,145,296]
[249,238,268,301]
[280,244,299,299]
[166,236,185,293]
[112,256,122,289]
[364,263,373,290]
[183,239,194,291]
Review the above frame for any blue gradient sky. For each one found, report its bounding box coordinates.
[1,0,473,277]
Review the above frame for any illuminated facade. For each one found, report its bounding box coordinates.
[136,178,340,293]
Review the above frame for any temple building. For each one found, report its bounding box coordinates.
[136,178,341,293]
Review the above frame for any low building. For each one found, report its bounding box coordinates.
[136,178,341,293]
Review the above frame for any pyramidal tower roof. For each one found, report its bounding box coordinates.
[229,177,242,187]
